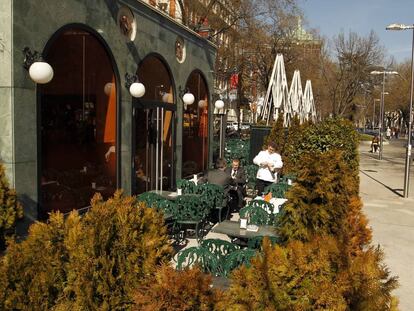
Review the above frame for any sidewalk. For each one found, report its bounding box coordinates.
[359,139,414,310]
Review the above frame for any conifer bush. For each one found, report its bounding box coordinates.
[0,164,23,245]
[0,212,74,310]
[133,265,221,311]
[0,191,172,310]
[55,191,172,310]
[264,116,285,154]
[286,117,360,174]
[277,151,359,243]
[220,237,348,310]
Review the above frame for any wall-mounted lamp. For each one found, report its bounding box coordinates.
[198,99,207,109]
[125,73,145,98]
[23,47,54,84]
[179,86,195,109]
[104,82,114,96]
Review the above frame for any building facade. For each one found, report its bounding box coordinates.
[0,0,216,232]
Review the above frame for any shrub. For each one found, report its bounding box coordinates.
[264,116,285,154]
[0,191,172,310]
[55,191,172,310]
[0,212,73,310]
[220,237,348,311]
[277,151,359,243]
[0,164,23,245]
[286,117,360,174]
[133,265,221,311]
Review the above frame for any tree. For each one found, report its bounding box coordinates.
[322,31,384,117]
[133,265,221,311]
[0,164,23,248]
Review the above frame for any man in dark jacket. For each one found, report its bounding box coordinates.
[200,158,232,189]
[225,158,246,209]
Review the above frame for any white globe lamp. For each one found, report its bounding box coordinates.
[214,99,224,110]
[29,62,54,84]
[129,82,145,98]
[182,92,195,106]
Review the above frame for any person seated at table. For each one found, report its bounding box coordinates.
[225,158,246,210]
[253,141,283,195]
[199,158,232,191]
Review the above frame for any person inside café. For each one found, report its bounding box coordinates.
[225,158,246,210]
[200,158,232,191]
[253,141,283,195]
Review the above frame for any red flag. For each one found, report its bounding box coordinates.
[230,73,238,89]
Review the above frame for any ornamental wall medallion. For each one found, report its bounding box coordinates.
[117,7,136,41]
[175,36,186,63]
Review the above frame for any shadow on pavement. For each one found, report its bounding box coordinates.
[359,169,404,198]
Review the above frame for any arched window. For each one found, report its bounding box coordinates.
[182,71,209,177]
[39,27,117,217]
[134,55,175,194]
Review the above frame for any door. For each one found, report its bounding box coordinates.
[134,102,175,194]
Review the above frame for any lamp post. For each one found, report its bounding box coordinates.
[370,70,398,160]
[387,23,414,198]
[373,98,380,128]
[214,99,225,158]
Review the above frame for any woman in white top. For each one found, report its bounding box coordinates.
[253,141,283,195]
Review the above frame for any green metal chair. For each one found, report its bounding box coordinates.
[176,246,221,276]
[176,179,197,194]
[279,173,297,185]
[196,183,228,223]
[156,198,176,217]
[137,191,164,208]
[200,239,239,262]
[239,200,274,225]
[172,194,209,242]
[223,248,257,276]
[244,164,259,197]
[264,182,291,199]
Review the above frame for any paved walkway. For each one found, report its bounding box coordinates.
[359,139,414,310]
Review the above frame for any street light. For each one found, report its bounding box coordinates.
[387,23,414,198]
[373,98,380,128]
[370,70,398,160]
[214,99,226,158]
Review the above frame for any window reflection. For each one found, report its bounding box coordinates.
[40,29,117,217]
[134,56,175,194]
[182,71,209,177]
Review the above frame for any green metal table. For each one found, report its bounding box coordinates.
[211,220,277,239]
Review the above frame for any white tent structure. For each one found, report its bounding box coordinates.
[303,80,317,123]
[288,70,303,126]
[260,54,290,126]
[259,53,317,126]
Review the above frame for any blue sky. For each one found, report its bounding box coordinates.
[298,0,414,63]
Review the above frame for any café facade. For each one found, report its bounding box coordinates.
[0,0,216,232]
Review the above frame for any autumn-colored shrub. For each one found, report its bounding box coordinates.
[220,236,348,311]
[133,265,221,311]
[264,116,285,154]
[0,191,172,310]
[0,212,73,310]
[277,151,359,243]
[0,164,23,246]
[222,236,398,311]
[344,246,398,310]
[55,191,172,310]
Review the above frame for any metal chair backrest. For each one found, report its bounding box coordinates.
[201,239,239,261]
[240,200,273,225]
[176,179,197,194]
